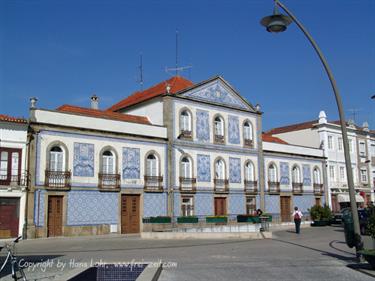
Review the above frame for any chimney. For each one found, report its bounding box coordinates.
[363,121,369,132]
[30,97,38,109]
[90,94,99,109]
[318,111,327,124]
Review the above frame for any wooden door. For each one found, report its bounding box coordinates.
[121,195,140,234]
[280,196,291,222]
[47,196,63,237]
[0,197,19,238]
[315,198,321,206]
[214,197,227,216]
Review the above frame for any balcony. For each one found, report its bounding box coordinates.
[214,135,225,144]
[144,175,163,192]
[98,173,120,192]
[244,139,254,148]
[0,171,29,188]
[45,170,71,191]
[313,183,324,195]
[179,177,196,193]
[268,181,280,194]
[244,180,258,194]
[214,178,229,193]
[179,130,192,140]
[292,183,303,195]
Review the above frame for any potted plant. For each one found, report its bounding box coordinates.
[359,206,375,268]
[177,216,199,224]
[237,214,260,223]
[143,216,172,224]
[309,205,332,226]
[206,216,228,223]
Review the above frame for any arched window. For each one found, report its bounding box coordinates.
[214,116,224,137]
[245,161,255,181]
[243,121,254,146]
[313,167,321,185]
[101,150,115,174]
[268,163,277,182]
[215,159,225,180]
[146,154,158,177]
[292,165,301,183]
[180,110,191,132]
[49,146,64,171]
[180,157,192,178]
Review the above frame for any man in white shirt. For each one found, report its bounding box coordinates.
[292,206,303,234]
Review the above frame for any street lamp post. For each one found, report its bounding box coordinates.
[261,0,363,257]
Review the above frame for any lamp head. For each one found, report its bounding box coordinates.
[260,4,292,33]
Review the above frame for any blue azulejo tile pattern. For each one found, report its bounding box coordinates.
[73,143,95,177]
[143,193,167,217]
[196,110,210,142]
[34,189,45,227]
[229,194,245,215]
[173,193,180,218]
[265,195,280,214]
[183,80,248,110]
[195,192,213,216]
[229,157,241,183]
[302,164,311,186]
[67,191,118,225]
[228,115,240,144]
[293,194,315,214]
[280,162,290,185]
[197,154,211,182]
[122,147,140,179]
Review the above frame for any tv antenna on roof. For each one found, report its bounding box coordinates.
[136,53,144,91]
[348,108,361,123]
[165,29,192,77]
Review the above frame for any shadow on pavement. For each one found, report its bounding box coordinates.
[0,254,62,278]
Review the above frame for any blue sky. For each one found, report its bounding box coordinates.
[1,0,374,130]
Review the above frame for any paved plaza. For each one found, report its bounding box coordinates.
[0,225,374,280]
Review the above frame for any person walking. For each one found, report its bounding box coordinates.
[292,206,303,234]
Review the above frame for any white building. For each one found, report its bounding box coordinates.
[0,114,28,239]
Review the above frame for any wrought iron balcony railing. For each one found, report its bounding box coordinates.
[292,182,303,195]
[45,170,71,190]
[179,130,192,140]
[244,139,254,148]
[0,171,29,188]
[313,183,324,195]
[144,175,163,192]
[244,180,258,194]
[268,181,280,194]
[214,178,229,193]
[179,177,197,193]
[214,135,225,144]
[98,173,120,192]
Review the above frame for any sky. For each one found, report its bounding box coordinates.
[1,0,374,131]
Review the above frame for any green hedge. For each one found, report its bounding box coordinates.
[177,216,199,223]
[143,216,171,223]
[237,215,260,223]
[206,216,228,223]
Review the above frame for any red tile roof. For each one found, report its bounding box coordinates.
[57,105,151,125]
[0,114,27,124]
[265,120,318,135]
[108,76,194,112]
[262,134,289,144]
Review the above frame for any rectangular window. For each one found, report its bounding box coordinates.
[328,136,333,150]
[181,197,194,216]
[329,166,335,180]
[360,169,368,183]
[339,167,345,180]
[0,151,8,179]
[348,139,353,153]
[246,196,256,215]
[338,137,343,151]
[359,142,366,157]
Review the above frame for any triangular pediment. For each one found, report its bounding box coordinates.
[179,77,255,111]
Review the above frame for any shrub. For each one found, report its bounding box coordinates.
[309,204,332,221]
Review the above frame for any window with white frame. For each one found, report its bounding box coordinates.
[268,163,277,182]
[101,150,115,174]
[146,154,158,177]
[49,146,64,171]
[180,110,191,133]
[359,142,366,157]
[338,137,343,151]
[292,165,302,183]
[245,161,255,181]
[180,157,192,179]
[360,168,368,183]
[214,116,224,137]
[339,166,345,180]
[328,135,334,149]
[215,159,225,180]
[329,165,335,180]
[181,196,194,216]
[246,196,256,215]
[313,168,321,185]
[0,151,8,179]
[243,121,253,143]
[348,139,353,153]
